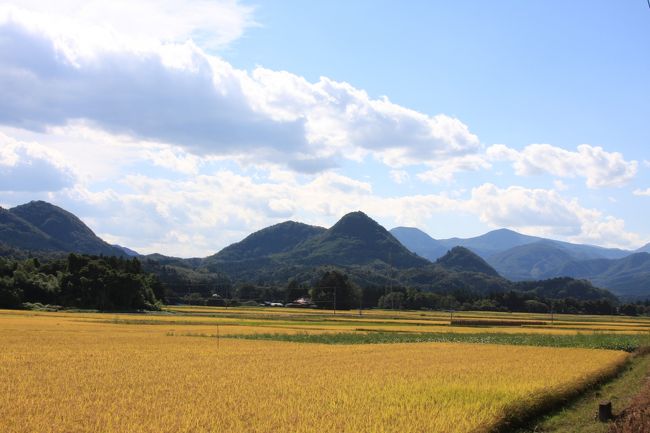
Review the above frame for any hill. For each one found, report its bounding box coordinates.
[556,253,650,300]
[0,202,624,302]
[436,246,500,277]
[207,221,326,262]
[0,201,125,256]
[9,201,122,256]
[283,212,430,268]
[113,244,140,256]
[487,241,577,280]
[0,206,61,251]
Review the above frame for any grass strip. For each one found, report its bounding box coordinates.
[514,348,650,433]
[222,331,650,351]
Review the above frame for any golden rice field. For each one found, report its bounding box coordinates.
[0,308,648,433]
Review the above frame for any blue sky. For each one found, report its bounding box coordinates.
[0,1,648,256]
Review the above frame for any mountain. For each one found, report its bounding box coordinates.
[437,228,542,258]
[2,201,123,256]
[436,247,500,277]
[283,212,430,268]
[208,221,326,262]
[556,253,650,300]
[489,242,650,299]
[113,244,140,256]
[389,227,447,261]
[487,241,578,281]
[392,227,631,261]
[0,206,61,251]
[637,243,650,254]
[196,211,518,295]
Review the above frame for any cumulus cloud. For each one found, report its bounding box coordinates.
[417,155,491,184]
[0,14,481,174]
[487,143,637,188]
[0,132,75,192]
[468,184,584,236]
[466,183,645,249]
[0,19,308,160]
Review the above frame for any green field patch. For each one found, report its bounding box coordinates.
[223,331,650,352]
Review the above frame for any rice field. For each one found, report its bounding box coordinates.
[1,307,649,433]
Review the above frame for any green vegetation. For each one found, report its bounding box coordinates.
[2,201,123,256]
[0,254,162,310]
[207,220,326,262]
[225,331,650,352]
[436,246,500,276]
[517,350,650,433]
[489,241,650,301]
[1,203,647,315]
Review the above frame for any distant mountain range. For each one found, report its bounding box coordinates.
[390,227,649,300]
[0,200,646,300]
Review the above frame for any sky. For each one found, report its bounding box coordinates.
[0,0,649,257]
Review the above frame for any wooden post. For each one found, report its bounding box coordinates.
[598,401,612,422]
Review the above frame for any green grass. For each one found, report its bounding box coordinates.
[223,331,650,351]
[515,349,650,433]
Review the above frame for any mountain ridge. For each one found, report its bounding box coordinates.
[3,201,124,256]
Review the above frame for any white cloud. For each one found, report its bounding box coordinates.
[0,1,256,52]
[633,188,650,197]
[487,143,637,188]
[0,15,481,174]
[417,155,491,184]
[22,169,639,256]
[468,184,584,236]
[0,132,75,192]
[389,170,410,184]
[466,183,645,249]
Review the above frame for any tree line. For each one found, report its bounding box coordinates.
[0,254,163,310]
[2,258,649,316]
[175,269,650,316]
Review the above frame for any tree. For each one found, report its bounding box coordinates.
[310,269,357,310]
[378,291,405,310]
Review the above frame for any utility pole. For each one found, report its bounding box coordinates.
[358,288,363,316]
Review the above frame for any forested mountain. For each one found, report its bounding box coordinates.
[0,201,641,304]
[484,243,650,300]
[391,226,630,261]
[2,201,124,256]
[555,253,650,300]
[202,211,434,287]
[206,221,326,262]
[0,207,61,251]
[487,241,578,280]
[436,247,500,277]
[113,245,140,256]
[391,225,647,299]
[280,212,429,268]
